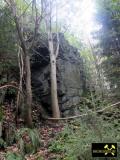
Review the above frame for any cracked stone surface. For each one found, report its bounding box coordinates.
[31,33,85,116]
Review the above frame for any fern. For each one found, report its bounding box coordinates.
[16,128,41,155]
[5,152,24,160]
[0,138,7,148]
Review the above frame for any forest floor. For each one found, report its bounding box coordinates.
[0,104,65,160]
[1,102,120,160]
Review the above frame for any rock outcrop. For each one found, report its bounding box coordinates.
[31,33,84,116]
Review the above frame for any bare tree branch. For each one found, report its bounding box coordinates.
[0,84,23,95]
[46,101,120,120]
[55,33,59,58]
[19,1,32,19]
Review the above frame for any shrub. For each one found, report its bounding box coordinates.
[15,128,40,155]
[64,114,120,160]
[48,113,120,160]
[0,137,7,148]
[5,152,24,160]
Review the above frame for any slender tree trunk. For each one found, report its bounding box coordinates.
[5,0,43,127]
[16,47,23,124]
[25,54,33,128]
[48,33,60,118]
[15,19,33,127]
[43,0,61,118]
[15,16,33,127]
[0,121,2,138]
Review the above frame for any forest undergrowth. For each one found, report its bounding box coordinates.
[0,0,120,159]
[0,95,120,160]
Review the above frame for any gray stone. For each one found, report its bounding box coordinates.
[31,33,85,116]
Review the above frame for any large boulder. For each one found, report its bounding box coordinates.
[31,33,85,116]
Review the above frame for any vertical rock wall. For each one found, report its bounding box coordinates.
[31,34,84,116]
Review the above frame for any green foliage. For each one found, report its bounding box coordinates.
[48,139,64,153]
[94,0,120,100]
[48,92,118,160]
[48,111,120,160]
[0,138,7,148]
[80,46,103,96]
[7,88,17,95]
[0,5,18,89]
[16,128,41,155]
[5,152,24,160]
[35,157,44,160]
[0,106,4,121]
[81,48,94,78]
[15,0,29,12]
[65,33,82,49]
[48,125,71,154]
[0,7,16,53]
[0,77,7,85]
[81,91,108,112]
[5,125,16,146]
[81,48,94,62]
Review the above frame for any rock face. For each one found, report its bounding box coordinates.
[31,33,84,116]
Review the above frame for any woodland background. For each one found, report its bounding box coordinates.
[0,0,120,159]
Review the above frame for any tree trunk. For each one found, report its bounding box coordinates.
[48,33,60,118]
[0,121,2,138]
[25,54,33,128]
